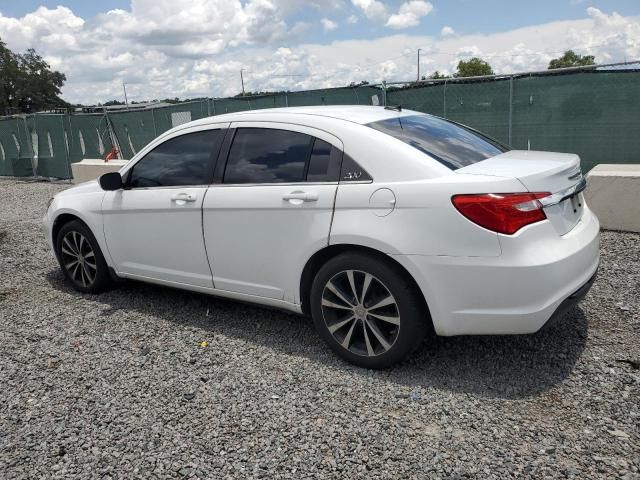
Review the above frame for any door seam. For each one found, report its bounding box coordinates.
[201,187,216,289]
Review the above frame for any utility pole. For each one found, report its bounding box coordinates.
[122,83,129,109]
[417,48,422,81]
[240,69,246,96]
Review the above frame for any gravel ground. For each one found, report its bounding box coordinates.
[0,177,638,479]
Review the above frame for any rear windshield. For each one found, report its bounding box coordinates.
[367,114,509,170]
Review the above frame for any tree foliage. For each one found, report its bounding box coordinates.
[0,37,68,115]
[455,58,494,77]
[548,50,596,70]
[423,71,450,80]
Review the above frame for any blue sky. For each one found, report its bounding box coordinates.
[0,1,638,103]
[2,0,639,42]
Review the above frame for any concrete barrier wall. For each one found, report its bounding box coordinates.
[71,159,128,184]
[585,164,640,233]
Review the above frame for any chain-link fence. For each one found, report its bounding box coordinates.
[0,62,638,179]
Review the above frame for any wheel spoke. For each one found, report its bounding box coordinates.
[346,270,358,303]
[82,263,93,283]
[63,237,78,256]
[362,323,375,356]
[84,250,95,259]
[367,312,400,326]
[72,232,81,254]
[326,280,354,307]
[84,259,97,270]
[341,319,357,349]
[366,320,392,352]
[78,234,86,254]
[77,264,86,286]
[322,298,353,310]
[65,259,79,270]
[367,294,395,311]
[71,262,81,281]
[328,315,356,334]
[360,273,373,304]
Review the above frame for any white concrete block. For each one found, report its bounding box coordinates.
[585,164,640,233]
[71,159,128,184]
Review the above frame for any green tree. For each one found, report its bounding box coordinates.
[548,50,596,70]
[423,70,450,80]
[0,38,20,116]
[0,37,68,115]
[455,58,494,77]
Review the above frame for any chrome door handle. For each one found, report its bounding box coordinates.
[171,193,197,203]
[282,191,318,202]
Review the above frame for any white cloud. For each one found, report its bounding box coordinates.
[386,1,433,29]
[351,0,387,22]
[321,18,338,31]
[347,15,359,24]
[441,25,455,37]
[0,5,638,104]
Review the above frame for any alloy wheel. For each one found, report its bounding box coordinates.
[321,270,400,357]
[60,231,97,288]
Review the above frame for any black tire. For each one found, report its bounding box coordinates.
[55,219,113,294]
[310,252,428,369]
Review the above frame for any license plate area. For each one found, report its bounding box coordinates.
[544,193,584,235]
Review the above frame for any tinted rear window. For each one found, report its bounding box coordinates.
[367,115,508,170]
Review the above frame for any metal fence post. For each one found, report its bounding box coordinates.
[508,75,514,146]
[443,79,448,118]
[211,98,216,116]
[151,108,158,137]
[353,87,360,104]
[285,91,289,107]
[382,81,387,106]
[62,114,72,179]
[22,116,37,178]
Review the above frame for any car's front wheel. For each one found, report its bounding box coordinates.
[55,220,113,294]
[310,252,428,369]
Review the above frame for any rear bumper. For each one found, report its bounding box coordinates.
[540,269,597,331]
[392,206,600,336]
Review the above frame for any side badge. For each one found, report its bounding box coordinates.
[343,171,363,180]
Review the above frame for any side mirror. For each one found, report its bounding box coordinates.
[99,172,123,191]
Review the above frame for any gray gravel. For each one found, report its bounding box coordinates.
[0,177,638,479]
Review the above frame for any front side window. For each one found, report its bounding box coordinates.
[367,115,508,170]
[128,130,221,188]
[224,128,341,184]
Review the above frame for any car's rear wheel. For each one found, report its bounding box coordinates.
[55,220,113,293]
[310,252,428,369]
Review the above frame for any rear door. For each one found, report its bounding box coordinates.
[102,125,227,287]
[202,122,342,301]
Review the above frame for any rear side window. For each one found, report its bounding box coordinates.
[307,139,341,182]
[128,130,221,187]
[367,115,508,170]
[224,128,341,184]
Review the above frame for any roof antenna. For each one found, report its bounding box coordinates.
[384,105,402,111]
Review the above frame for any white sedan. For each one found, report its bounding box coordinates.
[44,106,599,368]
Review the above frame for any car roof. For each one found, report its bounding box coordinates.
[186,105,419,129]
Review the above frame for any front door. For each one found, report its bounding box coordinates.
[202,123,342,301]
[102,126,226,288]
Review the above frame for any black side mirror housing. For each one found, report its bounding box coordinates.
[99,172,123,191]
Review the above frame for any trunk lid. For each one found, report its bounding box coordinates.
[456,150,585,235]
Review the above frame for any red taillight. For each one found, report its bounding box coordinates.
[451,192,551,235]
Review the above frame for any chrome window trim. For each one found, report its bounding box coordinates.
[539,177,587,207]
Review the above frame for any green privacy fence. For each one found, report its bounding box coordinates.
[384,67,640,172]
[0,63,638,179]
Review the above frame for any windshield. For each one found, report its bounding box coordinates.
[367,114,509,170]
